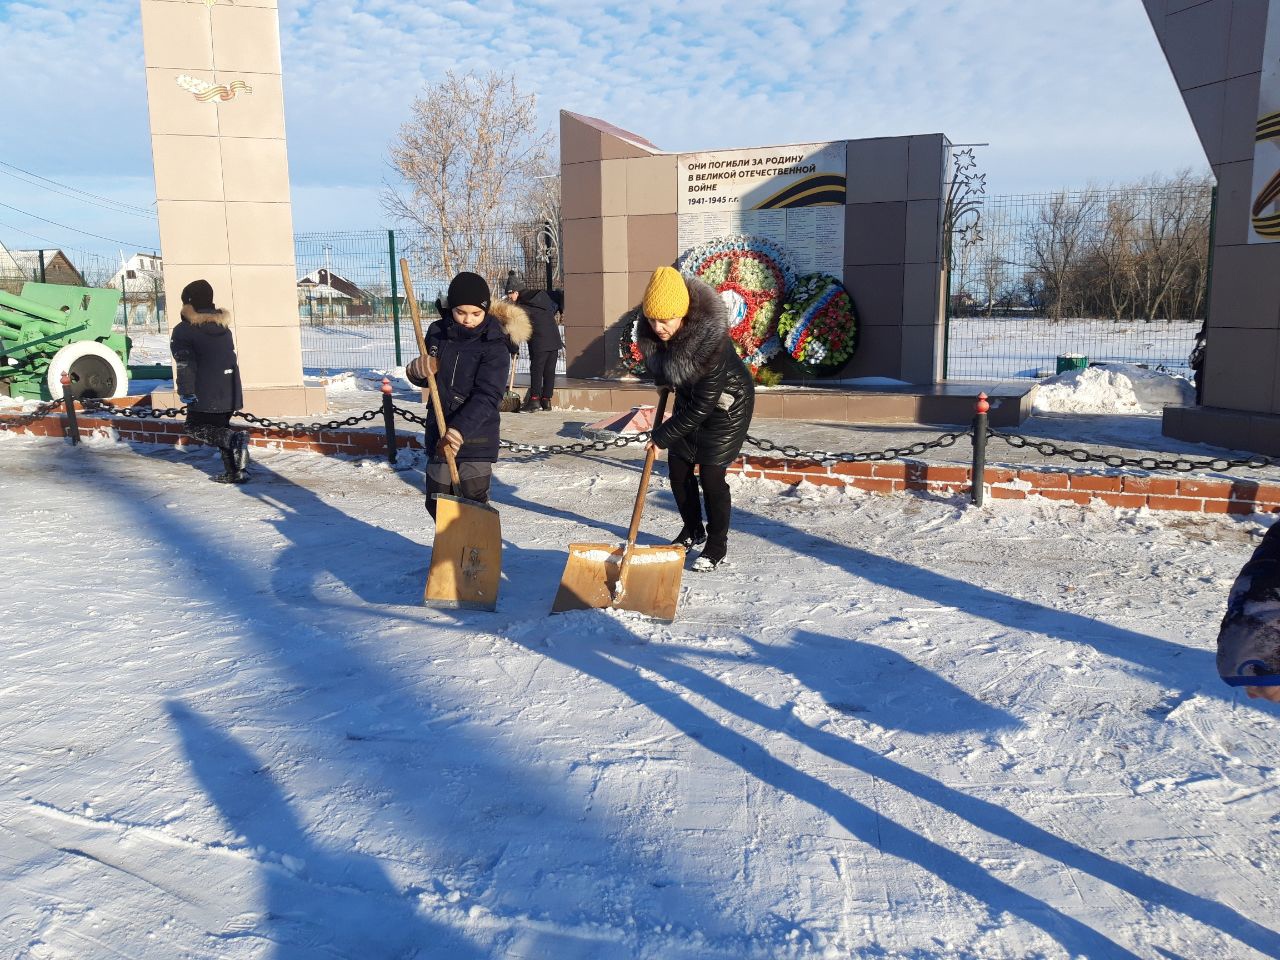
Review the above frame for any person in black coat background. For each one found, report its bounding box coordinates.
[170,279,250,483]
[405,271,519,519]
[504,276,562,411]
[634,266,755,570]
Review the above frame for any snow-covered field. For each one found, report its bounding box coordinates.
[947,318,1199,381]
[2,430,1278,959]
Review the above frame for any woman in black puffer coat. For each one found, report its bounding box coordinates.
[170,279,249,483]
[633,267,755,570]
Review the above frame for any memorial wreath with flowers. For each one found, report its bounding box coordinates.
[618,315,648,377]
[776,273,859,372]
[678,235,796,375]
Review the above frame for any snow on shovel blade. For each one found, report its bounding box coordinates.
[424,494,502,610]
[551,543,684,621]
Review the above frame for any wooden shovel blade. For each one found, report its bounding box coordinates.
[551,544,685,621]
[425,494,502,610]
[616,546,685,622]
[551,543,621,612]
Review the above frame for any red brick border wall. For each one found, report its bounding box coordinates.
[730,458,1280,515]
[5,412,1280,516]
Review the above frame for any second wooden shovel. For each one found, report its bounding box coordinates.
[551,388,684,622]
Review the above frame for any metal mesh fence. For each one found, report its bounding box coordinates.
[295,227,564,376]
[945,182,1212,380]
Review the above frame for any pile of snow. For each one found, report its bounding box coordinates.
[1033,362,1194,415]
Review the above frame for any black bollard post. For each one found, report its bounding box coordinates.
[381,377,398,464]
[971,392,988,506]
[60,372,80,446]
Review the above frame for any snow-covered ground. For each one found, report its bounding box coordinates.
[2,430,1278,959]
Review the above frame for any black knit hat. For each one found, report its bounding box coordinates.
[445,271,490,310]
[180,279,215,311]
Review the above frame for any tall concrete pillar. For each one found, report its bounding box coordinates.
[140,0,324,415]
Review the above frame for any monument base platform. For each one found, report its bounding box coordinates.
[1163,404,1280,456]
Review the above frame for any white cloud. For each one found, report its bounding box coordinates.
[0,0,1206,253]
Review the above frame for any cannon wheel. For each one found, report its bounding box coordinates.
[46,341,128,401]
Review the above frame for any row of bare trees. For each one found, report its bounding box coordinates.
[951,171,1213,322]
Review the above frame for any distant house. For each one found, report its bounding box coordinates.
[109,253,163,291]
[109,253,166,327]
[9,249,84,286]
[297,268,373,320]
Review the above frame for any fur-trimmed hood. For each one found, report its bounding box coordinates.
[489,299,532,346]
[634,274,728,387]
[180,303,232,327]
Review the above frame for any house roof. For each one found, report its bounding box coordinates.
[298,269,366,299]
[0,240,19,274]
[109,253,164,292]
[10,248,76,271]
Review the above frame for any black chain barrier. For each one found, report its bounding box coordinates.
[988,429,1277,474]
[743,430,971,464]
[6,398,973,466]
[236,408,382,434]
[26,400,1273,479]
[0,397,64,430]
[81,398,188,420]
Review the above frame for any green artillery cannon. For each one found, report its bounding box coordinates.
[0,283,130,401]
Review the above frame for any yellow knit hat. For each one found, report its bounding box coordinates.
[641,266,690,321]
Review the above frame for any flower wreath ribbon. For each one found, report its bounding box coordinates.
[1252,110,1280,239]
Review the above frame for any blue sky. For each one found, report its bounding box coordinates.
[0,0,1206,261]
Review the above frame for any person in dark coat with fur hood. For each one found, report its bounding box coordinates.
[503,275,563,411]
[1215,522,1280,703]
[170,279,250,483]
[405,271,530,519]
[634,266,755,570]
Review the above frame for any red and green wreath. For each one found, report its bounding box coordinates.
[777,274,859,372]
[679,236,796,373]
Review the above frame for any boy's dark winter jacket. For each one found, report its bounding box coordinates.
[170,304,243,413]
[633,275,754,466]
[518,289,563,353]
[1217,522,1280,688]
[407,306,521,462]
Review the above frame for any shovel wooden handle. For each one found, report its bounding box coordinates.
[617,388,671,584]
[399,258,461,489]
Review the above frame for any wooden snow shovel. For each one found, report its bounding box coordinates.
[498,363,522,413]
[551,388,685,621]
[399,259,502,611]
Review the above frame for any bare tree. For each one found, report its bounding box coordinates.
[1028,189,1101,321]
[1090,192,1139,321]
[383,70,553,283]
[1131,170,1212,321]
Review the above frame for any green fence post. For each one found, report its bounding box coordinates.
[388,229,402,368]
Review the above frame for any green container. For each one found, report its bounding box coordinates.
[128,364,172,380]
[1056,353,1088,375]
